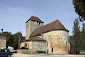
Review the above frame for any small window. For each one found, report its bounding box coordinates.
[47,42,48,46]
[52,48,53,53]
[39,22,40,25]
[28,45,29,49]
[66,41,67,47]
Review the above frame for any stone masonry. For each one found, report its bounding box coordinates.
[0,35,6,49]
[20,16,69,54]
[26,20,43,40]
[43,30,69,54]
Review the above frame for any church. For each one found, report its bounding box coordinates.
[20,16,69,54]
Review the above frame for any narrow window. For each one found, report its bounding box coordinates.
[39,22,40,25]
[47,42,48,46]
[52,48,53,53]
[66,41,67,47]
[28,45,29,49]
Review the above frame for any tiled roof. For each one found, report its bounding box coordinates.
[26,16,44,23]
[30,20,69,37]
[0,33,7,36]
[28,37,46,41]
[22,36,46,42]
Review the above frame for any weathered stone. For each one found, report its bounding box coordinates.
[43,30,69,54]
[26,20,43,39]
[20,17,69,55]
[20,41,46,54]
[0,36,6,49]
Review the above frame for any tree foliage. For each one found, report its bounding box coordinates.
[73,0,85,21]
[70,18,85,50]
[3,32,25,50]
[79,23,85,49]
[73,18,80,34]
[70,18,80,50]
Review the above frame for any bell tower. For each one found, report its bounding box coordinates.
[26,16,44,40]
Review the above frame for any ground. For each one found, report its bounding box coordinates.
[12,53,85,57]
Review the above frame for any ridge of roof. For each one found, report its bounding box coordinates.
[26,16,44,23]
[30,19,69,37]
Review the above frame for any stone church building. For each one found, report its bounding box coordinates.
[20,16,69,54]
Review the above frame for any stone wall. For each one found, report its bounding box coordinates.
[20,41,46,54]
[20,41,32,50]
[17,49,32,54]
[43,30,69,54]
[26,21,30,40]
[26,20,43,40]
[0,36,6,49]
[31,41,46,53]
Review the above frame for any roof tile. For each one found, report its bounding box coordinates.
[30,20,69,37]
[26,16,44,23]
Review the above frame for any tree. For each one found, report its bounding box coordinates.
[70,18,85,50]
[79,23,85,49]
[13,32,25,49]
[3,32,25,50]
[69,36,75,50]
[3,32,14,47]
[73,18,80,34]
[72,18,80,50]
[73,0,85,21]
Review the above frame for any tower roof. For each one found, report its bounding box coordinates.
[26,16,44,23]
[30,20,69,37]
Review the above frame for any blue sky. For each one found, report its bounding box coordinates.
[0,0,82,36]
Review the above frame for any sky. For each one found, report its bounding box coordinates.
[0,0,82,36]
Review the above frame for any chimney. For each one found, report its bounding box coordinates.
[1,29,3,33]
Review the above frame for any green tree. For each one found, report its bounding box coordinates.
[3,32,14,47]
[3,32,25,50]
[73,0,85,21]
[80,23,85,49]
[69,36,75,50]
[13,32,25,50]
[72,18,80,50]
